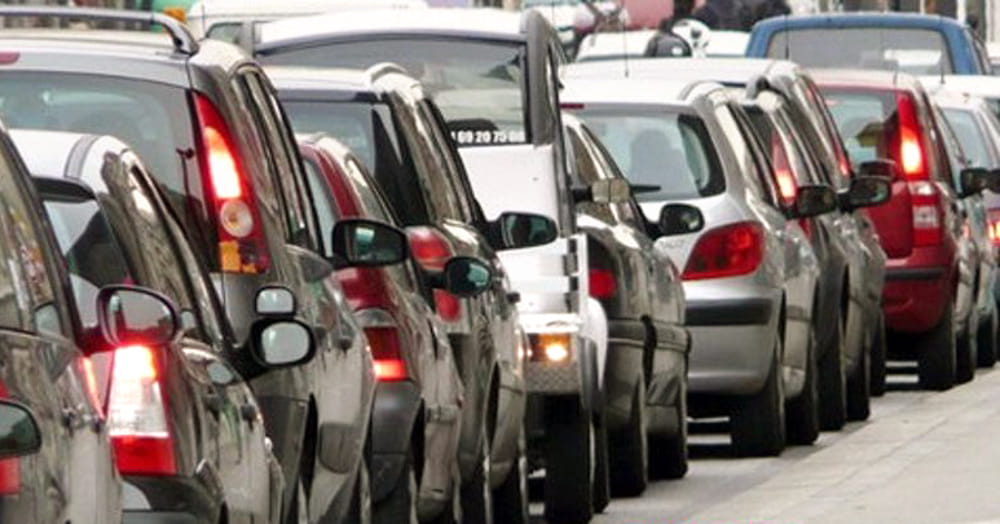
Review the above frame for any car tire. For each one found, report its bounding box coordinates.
[818,310,847,431]
[460,418,493,524]
[648,390,688,479]
[956,313,977,384]
[731,337,785,457]
[544,396,593,524]
[346,451,372,524]
[976,307,997,368]
[846,340,871,422]
[591,396,610,513]
[492,426,528,524]
[870,312,888,397]
[786,323,819,445]
[609,377,648,497]
[917,305,956,391]
[373,449,418,524]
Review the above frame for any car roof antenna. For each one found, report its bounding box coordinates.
[621,0,630,78]
[783,15,790,61]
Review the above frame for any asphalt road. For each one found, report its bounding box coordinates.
[531,364,1000,524]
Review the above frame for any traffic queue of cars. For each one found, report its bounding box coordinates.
[0,4,998,524]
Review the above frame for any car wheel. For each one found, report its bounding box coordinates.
[977,307,997,368]
[460,418,493,524]
[544,396,593,524]
[609,376,648,497]
[346,452,372,524]
[786,322,819,445]
[591,395,610,513]
[870,312,888,397]
[916,305,956,391]
[818,310,847,431]
[492,428,529,524]
[956,312,978,384]
[648,387,688,479]
[846,338,871,422]
[731,336,785,457]
[373,449,418,524]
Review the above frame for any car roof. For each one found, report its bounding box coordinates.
[561,76,714,107]
[575,30,654,61]
[919,75,1000,99]
[9,129,133,185]
[565,57,791,86]
[752,12,965,32]
[257,7,526,50]
[188,0,426,18]
[810,68,918,90]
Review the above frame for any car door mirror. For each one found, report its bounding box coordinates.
[858,158,901,181]
[787,185,838,219]
[255,286,296,316]
[841,176,891,211]
[959,167,990,197]
[590,179,632,204]
[493,212,558,250]
[440,257,493,298]
[97,285,179,347]
[331,219,409,268]
[657,203,705,236]
[988,168,1000,192]
[251,320,316,368]
[0,401,41,460]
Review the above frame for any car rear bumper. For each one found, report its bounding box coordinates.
[122,476,218,524]
[883,265,950,333]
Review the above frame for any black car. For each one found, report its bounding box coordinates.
[0,8,375,522]
[0,120,121,523]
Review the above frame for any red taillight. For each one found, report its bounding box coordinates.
[988,209,1000,246]
[0,52,19,66]
[408,227,452,272]
[682,222,765,281]
[798,218,813,241]
[770,133,797,207]
[895,92,927,180]
[194,94,270,275]
[0,379,17,495]
[589,268,617,299]
[358,310,408,382]
[909,181,943,247]
[433,290,462,322]
[107,345,177,477]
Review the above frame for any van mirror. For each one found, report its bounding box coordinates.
[657,204,704,236]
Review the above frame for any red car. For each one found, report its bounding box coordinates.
[816,69,984,390]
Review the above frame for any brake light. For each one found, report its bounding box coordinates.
[194,94,270,275]
[770,133,797,207]
[589,268,617,299]
[357,310,408,382]
[433,290,462,322]
[682,222,765,281]
[107,345,177,477]
[0,52,19,66]
[909,181,943,247]
[408,227,452,271]
[798,218,813,241]
[989,209,1000,246]
[0,379,17,496]
[895,92,927,180]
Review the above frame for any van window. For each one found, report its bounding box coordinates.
[766,27,953,75]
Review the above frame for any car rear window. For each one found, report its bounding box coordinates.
[765,28,953,75]
[282,100,431,226]
[571,108,724,201]
[260,38,529,146]
[942,108,991,168]
[820,89,897,166]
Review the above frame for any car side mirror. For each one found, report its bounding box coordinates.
[492,212,558,250]
[988,168,1000,192]
[439,256,494,298]
[858,159,901,182]
[657,203,705,236]
[787,185,838,219]
[251,320,316,368]
[97,285,179,347]
[959,167,990,197]
[0,401,41,460]
[571,179,634,204]
[256,286,296,316]
[840,176,891,211]
[331,219,409,268]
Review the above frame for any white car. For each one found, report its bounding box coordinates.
[920,74,1000,121]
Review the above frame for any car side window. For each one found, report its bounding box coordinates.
[580,125,645,227]
[714,104,776,206]
[301,155,338,259]
[416,101,476,221]
[423,100,488,224]
[398,97,465,222]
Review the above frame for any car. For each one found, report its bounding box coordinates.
[12,128,310,524]
[561,75,837,456]
[815,68,986,390]
[297,132,478,523]
[567,57,886,429]
[560,112,690,484]
[0,119,122,524]
[920,75,1000,126]
[0,7,376,522]
[265,65,545,524]
[574,29,655,63]
[257,11,612,522]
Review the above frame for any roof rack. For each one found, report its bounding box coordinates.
[0,6,199,55]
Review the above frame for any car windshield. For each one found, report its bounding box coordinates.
[260,38,528,146]
[765,28,953,75]
[571,108,724,201]
[282,99,431,226]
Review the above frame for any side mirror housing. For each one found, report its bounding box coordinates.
[255,286,296,316]
[787,185,838,219]
[858,159,901,181]
[440,257,494,298]
[331,219,409,268]
[840,176,891,211]
[960,167,990,197]
[251,320,316,368]
[492,212,558,250]
[0,401,41,460]
[988,168,1000,192]
[657,203,705,236]
[571,179,636,204]
[97,285,179,347]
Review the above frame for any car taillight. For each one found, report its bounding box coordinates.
[895,92,927,180]
[107,345,177,477]
[589,268,617,299]
[357,310,408,382]
[0,379,17,495]
[682,221,765,281]
[989,209,1000,246]
[408,227,462,322]
[194,94,270,275]
[770,133,797,207]
[798,218,813,241]
[909,181,942,247]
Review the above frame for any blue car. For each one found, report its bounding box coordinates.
[746,13,990,76]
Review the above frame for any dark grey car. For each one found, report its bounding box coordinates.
[0,8,375,522]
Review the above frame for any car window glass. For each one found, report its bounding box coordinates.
[0,155,50,331]
[943,107,991,168]
[765,27,953,75]
[302,156,338,259]
[398,96,464,221]
[416,101,475,220]
[581,125,644,226]
[206,22,242,44]
[714,105,772,204]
